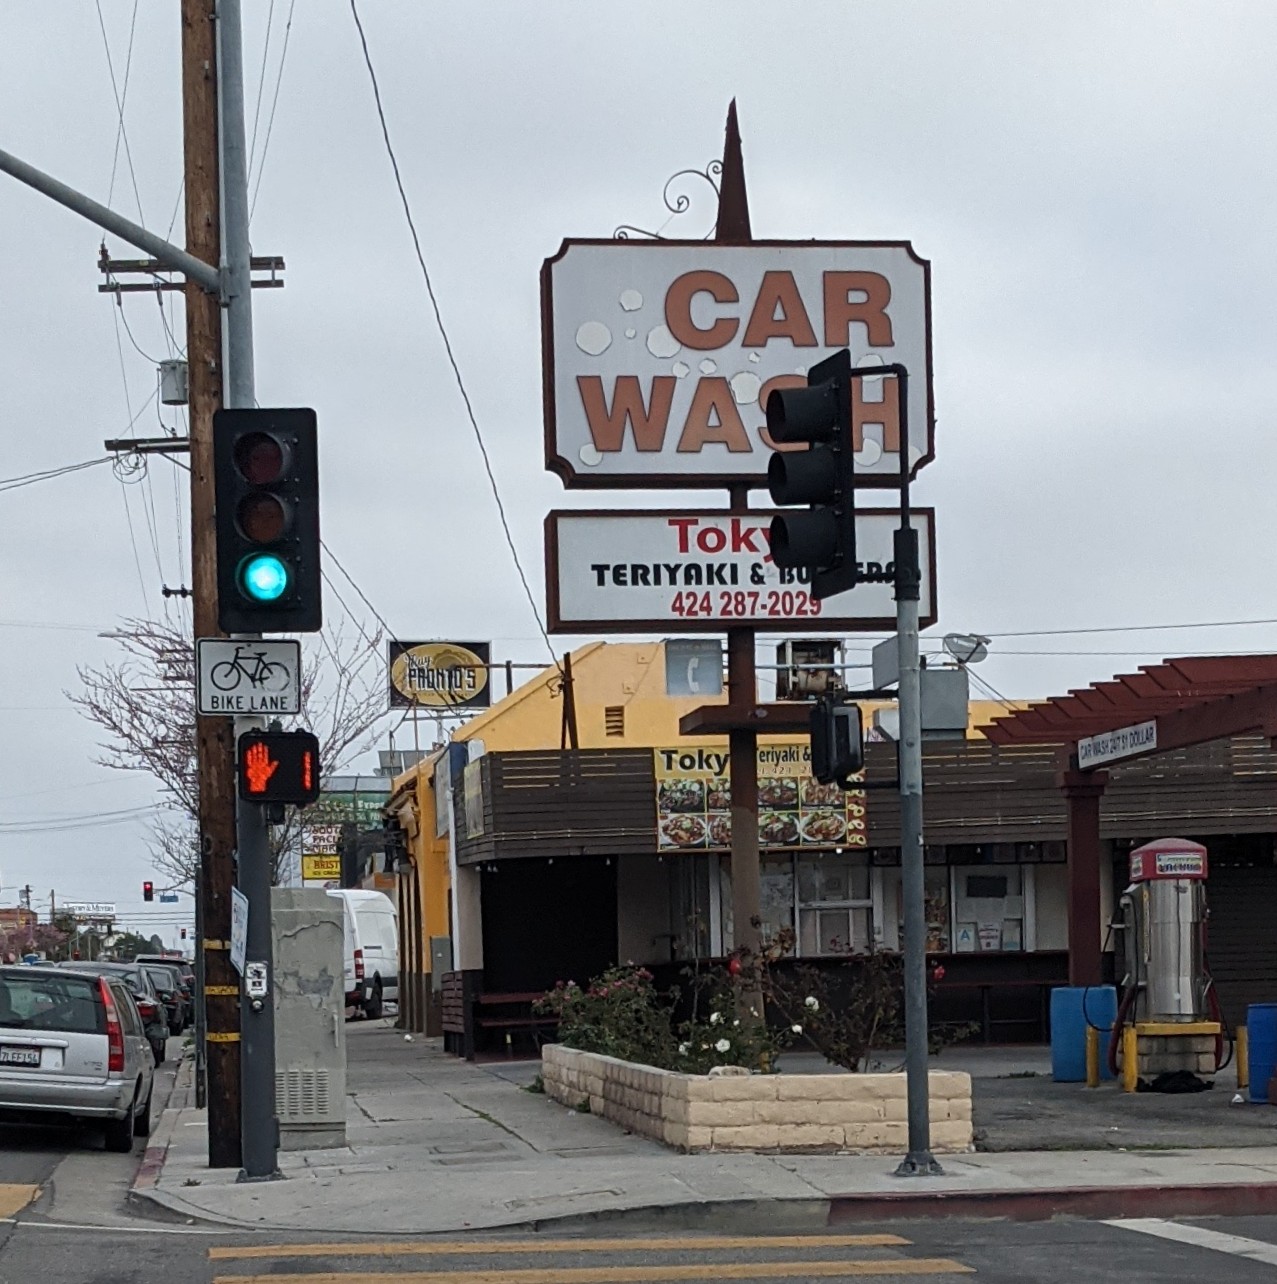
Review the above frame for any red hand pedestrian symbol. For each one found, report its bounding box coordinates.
[244,741,279,794]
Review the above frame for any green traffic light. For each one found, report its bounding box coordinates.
[240,554,290,602]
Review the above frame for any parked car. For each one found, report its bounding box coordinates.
[0,965,154,1152]
[59,962,169,1064]
[135,956,194,1029]
[327,889,399,1019]
[136,962,187,1035]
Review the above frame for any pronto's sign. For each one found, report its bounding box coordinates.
[541,240,933,488]
[388,641,491,711]
[545,508,936,633]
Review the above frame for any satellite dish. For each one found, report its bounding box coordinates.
[943,633,990,665]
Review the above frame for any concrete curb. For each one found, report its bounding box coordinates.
[826,1181,1277,1224]
[131,1053,192,1197]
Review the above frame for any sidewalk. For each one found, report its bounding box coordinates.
[133,1025,1277,1234]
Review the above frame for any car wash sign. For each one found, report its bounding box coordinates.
[541,240,934,489]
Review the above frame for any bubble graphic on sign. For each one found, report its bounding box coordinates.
[855,440,883,466]
[729,371,762,405]
[619,288,643,312]
[794,365,808,376]
[908,444,925,466]
[856,353,885,387]
[625,327,637,339]
[579,443,603,467]
[671,360,690,378]
[576,321,612,356]
[646,325,681,359]
[699,358,717,375]
[748,351,761,363]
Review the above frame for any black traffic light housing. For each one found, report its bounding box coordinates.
[810,696,864,788]
[142,881,154,902]
[214,407,321,633]
[765,348,857,600]
[237,729,322,806]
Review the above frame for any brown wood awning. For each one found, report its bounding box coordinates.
[980,655,1277,760]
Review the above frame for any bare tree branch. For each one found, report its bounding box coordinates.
[68,616,387,890]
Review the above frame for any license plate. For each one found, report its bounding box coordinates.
[0,1046,40,1067]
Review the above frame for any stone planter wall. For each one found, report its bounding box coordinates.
[541,1044,973,1153]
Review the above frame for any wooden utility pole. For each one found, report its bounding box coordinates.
[182,0,241,1168]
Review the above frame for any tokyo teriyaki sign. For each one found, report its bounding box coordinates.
[541,240,934,489]
[545,508,936,633]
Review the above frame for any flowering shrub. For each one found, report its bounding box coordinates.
[534,966,675,1068]
[536,963,788,1073]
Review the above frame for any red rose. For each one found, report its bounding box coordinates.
[727,957,742,976]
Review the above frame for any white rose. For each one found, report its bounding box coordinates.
[710,1011,722,1025]
[715,1038,731,1053]
[805,996,820,1011]
[678,1043,689,1055]
[791,1024,803,1034]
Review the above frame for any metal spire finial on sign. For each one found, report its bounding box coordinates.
[716,99,752,244]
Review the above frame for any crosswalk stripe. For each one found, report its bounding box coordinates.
[213,1262,973,1283]
[1108,1218,1277,1266]
[0,1185,39,1218]
[210,1235,912,1262]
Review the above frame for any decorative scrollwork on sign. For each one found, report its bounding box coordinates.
[614,160,723,240]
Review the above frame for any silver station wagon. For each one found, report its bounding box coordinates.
[0,965,155,1152]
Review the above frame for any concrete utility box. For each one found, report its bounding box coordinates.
[271,888,347,1150]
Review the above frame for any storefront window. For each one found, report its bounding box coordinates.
[796,853,872,956]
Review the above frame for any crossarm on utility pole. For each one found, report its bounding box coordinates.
[0,145,220,293]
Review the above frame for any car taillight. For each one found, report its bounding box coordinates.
[98,979,124,1073]
[354,948,364,982]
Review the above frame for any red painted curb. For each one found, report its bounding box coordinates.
[132,1141,168,1191]
[827,1181,1277,1223]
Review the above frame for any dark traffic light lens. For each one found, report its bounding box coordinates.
[237,492,289,543]
[233,431,288,484]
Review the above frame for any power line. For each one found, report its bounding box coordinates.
[247,0,277,179]
[987,617,1277,640]
[319,539,400,648]
[347,0,560,672]
[249,0,298,219]
[95,0,145,223]
[0,457,112,494]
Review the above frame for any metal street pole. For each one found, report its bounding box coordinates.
[886,367,941,1177]
[216,0,278,1183]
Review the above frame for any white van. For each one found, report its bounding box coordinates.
[326,890,399,1019]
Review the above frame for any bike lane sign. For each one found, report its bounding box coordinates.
[196,638,302,716]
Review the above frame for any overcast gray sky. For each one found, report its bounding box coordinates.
[1,2,1274,939]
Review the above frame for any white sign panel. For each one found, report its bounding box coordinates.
[664,639,724,697]
[1077,720,1157,769]
[196,639,301,716]
[229,887,249,975]
[542,240,934,488]
[61,901,116,920]
[546,508,935,633]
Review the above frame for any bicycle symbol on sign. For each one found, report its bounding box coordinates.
[209,644,292,695]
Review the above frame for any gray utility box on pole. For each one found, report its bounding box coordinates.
[271,889,347,1150]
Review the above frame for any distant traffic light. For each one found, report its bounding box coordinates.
[765,349,857,600]
[180,928,187,941]
[811,696,864,787]
[142,881,154,902]
[237,729,322,806]
[214,408,321,633]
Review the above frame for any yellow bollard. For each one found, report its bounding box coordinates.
[1122,1024,1139,1093]
[1085,1026,1101,1088]
[1238,1026,1249,1092]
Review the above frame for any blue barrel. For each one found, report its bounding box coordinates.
[1051,986,1118,1082]
[1247,1004,1277,1103]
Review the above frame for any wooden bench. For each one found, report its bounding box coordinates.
[474,992,558,1057]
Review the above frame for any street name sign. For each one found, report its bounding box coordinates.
[542,240,934,489]
[196,638,301,716]
[545,508,936,633]
[1077,720,1157,769]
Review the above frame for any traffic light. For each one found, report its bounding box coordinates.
[142,881,154,902]
[811,696,864,787]
[214,407,321,633]
[237,728,322,806]
[765,348,856,600]
[180,928,187,941]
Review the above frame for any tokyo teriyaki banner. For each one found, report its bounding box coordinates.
[654,742,866,853]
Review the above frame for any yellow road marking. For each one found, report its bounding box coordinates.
[213,1261,972,1284]
[210,1234,911,1261]
[0,1184,39,1218]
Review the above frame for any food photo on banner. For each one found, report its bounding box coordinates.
[654,742,866,852]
